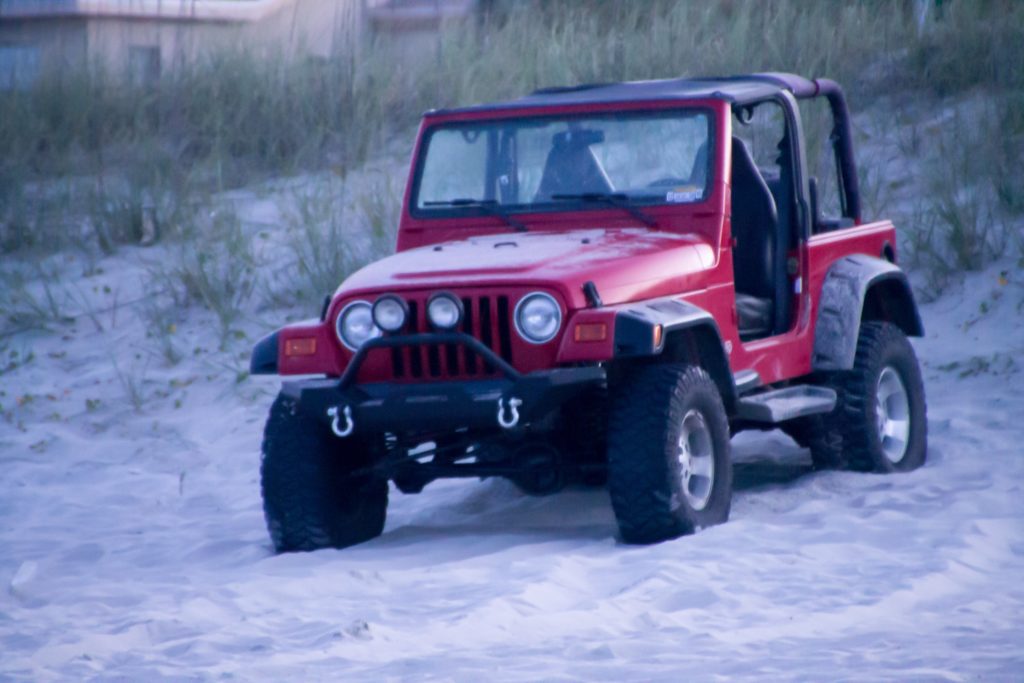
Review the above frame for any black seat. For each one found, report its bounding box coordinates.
[730,137,777,339]
[735,294,773,339]
[535,131,613,202]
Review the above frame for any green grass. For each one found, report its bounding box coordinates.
[1,0,1021,288]
[277,172,399,307]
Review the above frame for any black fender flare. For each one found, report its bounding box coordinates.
[614,298,736,410]
[812,254,924,371]
[250,330,280,375]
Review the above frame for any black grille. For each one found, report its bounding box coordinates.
[389,295,514,379]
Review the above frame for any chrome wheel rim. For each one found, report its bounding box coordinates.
[677,409,715,511]
[875,366,911,464]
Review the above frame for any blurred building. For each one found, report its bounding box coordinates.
[0,0,478,89]
[367,0,477,32]
[365,0,477,60]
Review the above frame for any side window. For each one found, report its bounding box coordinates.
[129,45,161,87]
[798,98,844,232]
[732,101,796,243]
[732,101,786,183]
[0,44,40,92]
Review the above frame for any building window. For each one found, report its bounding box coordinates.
[0,44,41,91]
[129,45,160,86]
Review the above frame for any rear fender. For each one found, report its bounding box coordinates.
[813,254,924,371]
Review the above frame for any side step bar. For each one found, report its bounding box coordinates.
[733,369,761,395]
[736,385,837,423]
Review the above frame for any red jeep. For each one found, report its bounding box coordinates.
[252,73,927,552]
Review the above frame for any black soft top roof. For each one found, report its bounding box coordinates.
[428,72,820,117]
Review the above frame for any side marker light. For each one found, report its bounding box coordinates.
[285,338,317,357]
[574,323,608,342]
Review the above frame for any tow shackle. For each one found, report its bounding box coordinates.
[327,404,354,438]
[497,396,523,429]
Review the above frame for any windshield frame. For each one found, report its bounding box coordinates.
[408,106,716,222]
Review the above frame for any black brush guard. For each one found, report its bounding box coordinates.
[282,332,605,437]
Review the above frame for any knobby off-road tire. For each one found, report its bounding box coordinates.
[824,321,927,473]
[783,411,846,470]
[261,394,388,553]
[607,364,732,544]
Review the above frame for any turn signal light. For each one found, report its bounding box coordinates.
[284,337,317,357]
[653,324,664,349]
[573,323,607,342]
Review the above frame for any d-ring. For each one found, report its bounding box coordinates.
[327,405,354,438]
[497,397,523,429]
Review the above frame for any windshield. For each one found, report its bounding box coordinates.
[413,109,712,215]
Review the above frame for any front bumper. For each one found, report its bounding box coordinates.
[282,332,605,436]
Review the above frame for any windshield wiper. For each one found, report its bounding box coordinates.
[551,192,658,229]
[423,198,528,232]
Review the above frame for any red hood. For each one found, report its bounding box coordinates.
[338,228,716,308]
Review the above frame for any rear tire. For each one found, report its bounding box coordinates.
[827,322,927,472]
[261,394,388,552]
[782,412,846,470]
[607,364,732,544]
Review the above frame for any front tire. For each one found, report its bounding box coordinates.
[828,322,927,472]
[261,394,388,552]
[607,364,732,544]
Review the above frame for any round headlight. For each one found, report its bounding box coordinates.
[372,295,408,333]
[515,292,562,344]
[427,293,463,330]
[336,300,380,351]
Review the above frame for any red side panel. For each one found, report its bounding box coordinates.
[724,220,898,385]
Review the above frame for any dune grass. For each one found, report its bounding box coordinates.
[0,0,1021,284]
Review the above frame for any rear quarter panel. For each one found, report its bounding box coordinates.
[717,220,899,385]
[806,220,898,292]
